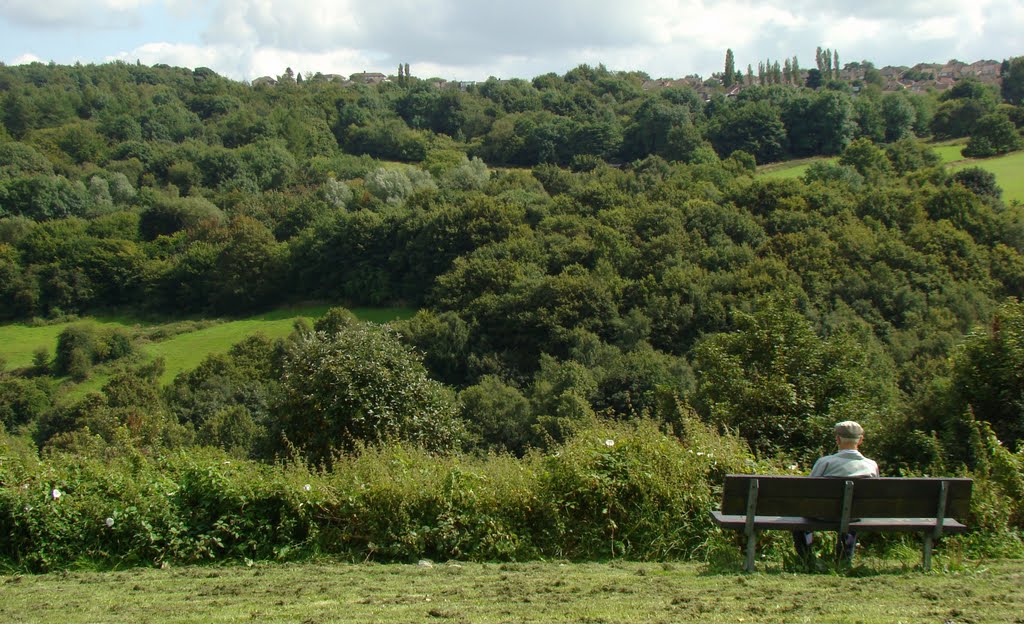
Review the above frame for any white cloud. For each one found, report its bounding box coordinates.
[108,41,375,82]
[4,0,1023,81]
[1,0,154,28]
[11,52,44,65]
[907,17,960,42]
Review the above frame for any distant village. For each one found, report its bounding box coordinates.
[250,59,1005,98]
[639,59,1003,99]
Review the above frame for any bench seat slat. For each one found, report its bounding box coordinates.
[710,511,968,534]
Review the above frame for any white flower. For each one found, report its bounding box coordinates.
[604,439,615,447]
[303,484,312,492]
[106,517,115,528]
[51,489,62,500]
[788,463,799,471]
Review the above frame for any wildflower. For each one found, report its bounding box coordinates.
[788,463,799,471]
[604,439,615,447]
[303,484,312,492]
[106,517,115,528]
[51,489,62,500]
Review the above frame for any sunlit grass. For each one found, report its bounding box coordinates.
[0,317,148,371]
[932,140,969,165]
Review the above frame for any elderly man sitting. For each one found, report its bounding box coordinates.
[793,420,879,562]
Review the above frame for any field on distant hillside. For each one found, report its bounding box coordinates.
[0,305,416,397]
[757,157,834,180]
[758,143,1023,203]
[1,559,1021,624]
[948,150,1024,203]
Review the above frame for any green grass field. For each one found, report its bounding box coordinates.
[949,150,1024,204]
[143,306,414,386]
[757,157,834,180]
[0,559,1020,623]
[757,142,1024,204]
[932,141,969,165]
[0,318,141,371]
[0,305,415,396]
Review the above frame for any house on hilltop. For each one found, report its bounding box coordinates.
[968,60,1001,83]
[350,72,388,85]
[939,60,968,79]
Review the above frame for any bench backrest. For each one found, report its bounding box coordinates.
[719,475,972,519]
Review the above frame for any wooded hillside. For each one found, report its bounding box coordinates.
[1,59,1023,570]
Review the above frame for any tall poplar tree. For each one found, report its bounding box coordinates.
[834,50,840,79]
[791,56,800,84]
[724,49,736,87]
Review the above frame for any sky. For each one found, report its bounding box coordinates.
[1,0,1022,83]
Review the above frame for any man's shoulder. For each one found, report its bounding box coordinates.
[812,451,878,478]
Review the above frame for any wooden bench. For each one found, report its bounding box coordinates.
[710,474,972,571]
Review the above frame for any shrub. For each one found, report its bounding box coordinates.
[962,112,1023,158]
[53,323,136,380]
[536,418,753,560]
[275,324,464,465]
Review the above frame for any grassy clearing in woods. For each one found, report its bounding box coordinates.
[0,305,416,397]
[0,559,1021,624]
[757,142,1023,204]
[948,149,1024,204]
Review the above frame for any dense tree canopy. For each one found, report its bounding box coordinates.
[0,59,1022,481]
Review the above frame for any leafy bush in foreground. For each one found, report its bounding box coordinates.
[0,419,753,571]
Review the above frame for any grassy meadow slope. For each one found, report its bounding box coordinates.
[948,150,1024,202]
[0,305,415,397]
[758,142,1024,203]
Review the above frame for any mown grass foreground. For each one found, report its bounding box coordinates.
[1,559,1021,624]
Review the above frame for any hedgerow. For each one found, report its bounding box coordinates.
[0,419,754,571]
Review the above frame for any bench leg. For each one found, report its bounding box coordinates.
[923,534,933,572]
[744,530,757,572]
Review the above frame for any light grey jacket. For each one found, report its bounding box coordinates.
[808,449,879,478]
